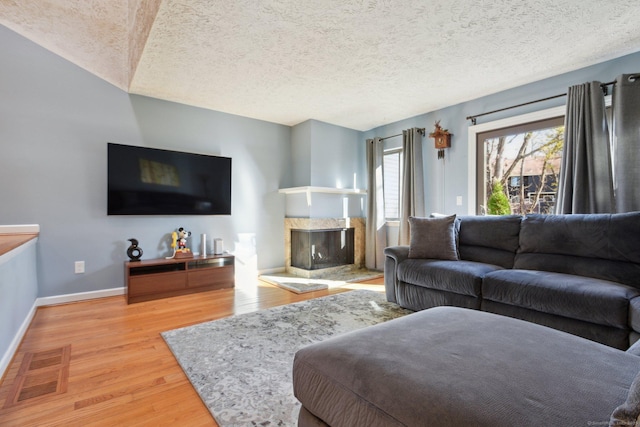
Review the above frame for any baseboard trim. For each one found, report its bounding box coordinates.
[35,287,125,307]
[0,302,37,382]
[259,266,285,275]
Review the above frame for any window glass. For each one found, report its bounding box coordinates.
[477,117,564,215]
[383,149,401,220]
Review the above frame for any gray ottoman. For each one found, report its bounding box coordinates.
[293,306,640,426]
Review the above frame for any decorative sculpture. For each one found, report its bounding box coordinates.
[168,227,193,259]
[126,238,143,261]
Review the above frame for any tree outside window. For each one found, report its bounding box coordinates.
[478,118,564,215]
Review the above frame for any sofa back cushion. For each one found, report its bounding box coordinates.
[457,215,522,268]
[514,212,640,288]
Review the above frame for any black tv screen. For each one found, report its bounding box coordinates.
[108,143,232,215]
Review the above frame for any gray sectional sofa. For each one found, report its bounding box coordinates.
[384,212,640,350]
[292,212,640,426]
[293,306,640,426]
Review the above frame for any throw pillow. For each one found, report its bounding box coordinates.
[408,215,459,260]
[610,369,640,426]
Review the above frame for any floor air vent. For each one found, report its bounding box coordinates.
[3,345,71,408]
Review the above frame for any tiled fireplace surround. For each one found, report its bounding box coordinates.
[284,218,365,279]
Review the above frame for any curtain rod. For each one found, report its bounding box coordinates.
[379,127,425,141]
[466,80,616,125]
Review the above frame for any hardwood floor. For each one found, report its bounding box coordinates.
[0,277,384,426]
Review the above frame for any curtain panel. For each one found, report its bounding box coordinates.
[365,137,386,270]
[613,74,640,213]
[399,128,425,245]
[555,81,614,214]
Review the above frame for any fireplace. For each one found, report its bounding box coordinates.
[284,217,365,278]
[291,228,355,270]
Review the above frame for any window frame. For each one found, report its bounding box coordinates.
[467,106,566,215]
[476,116,564,215]
[467,96,611,215]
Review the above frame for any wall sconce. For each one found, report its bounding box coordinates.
[429,120,451,159]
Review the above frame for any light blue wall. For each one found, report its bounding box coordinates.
[0,25,292,297]
[364,51,640,216]
[3,19,639,298]
[290,120,312,187]
[288,120,366,218]
[309,120,365,189]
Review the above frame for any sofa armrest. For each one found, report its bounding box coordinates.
[384,246,410,303]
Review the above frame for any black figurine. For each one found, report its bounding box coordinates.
[127,238,143,261]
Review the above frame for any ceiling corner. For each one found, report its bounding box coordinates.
[128,0,162,91]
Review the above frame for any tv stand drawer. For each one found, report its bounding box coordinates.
[125,255,235,303]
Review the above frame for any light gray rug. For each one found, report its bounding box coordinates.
[161,290,412,426]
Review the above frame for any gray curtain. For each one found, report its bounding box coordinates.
[365,137,386,270]
[399,128,425,245]
[613,74,640,213]
[555,82,614,214]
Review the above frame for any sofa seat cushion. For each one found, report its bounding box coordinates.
[483,269,640,329]
[397,259,503,297]
[293,307,640,427]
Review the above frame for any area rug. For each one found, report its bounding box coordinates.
[161,290,411,426]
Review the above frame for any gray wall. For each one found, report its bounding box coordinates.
[364,50,640,217]
[0,25,292,298]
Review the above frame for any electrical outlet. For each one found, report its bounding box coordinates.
[456,196,463,206]
[75,261,85,274]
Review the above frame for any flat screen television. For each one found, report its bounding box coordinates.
[108,143,232,215]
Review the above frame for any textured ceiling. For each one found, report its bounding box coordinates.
[2,0,640,131]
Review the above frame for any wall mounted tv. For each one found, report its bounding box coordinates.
[108,143,232,215]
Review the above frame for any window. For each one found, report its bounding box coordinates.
[383,148,402,220]
[477,117,564,215]
[468,97,611,216]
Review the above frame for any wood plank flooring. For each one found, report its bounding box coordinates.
[0,277,384,426]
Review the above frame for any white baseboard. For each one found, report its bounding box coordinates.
[0,301,37,380]
[258,266,286,275]
[35,287,125,307]
[0,287,125,380]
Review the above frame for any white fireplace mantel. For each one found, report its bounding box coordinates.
[278,186,366,195]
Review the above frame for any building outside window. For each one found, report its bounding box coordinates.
[477,117,564,215]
